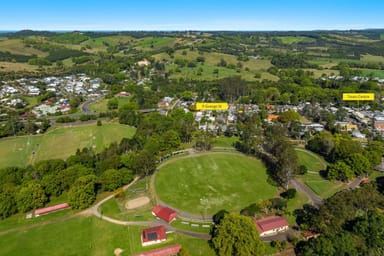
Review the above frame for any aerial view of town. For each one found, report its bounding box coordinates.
[1,1,384,255]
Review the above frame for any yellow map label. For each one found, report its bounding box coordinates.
[194,102,229,110]
[342,93,374,101]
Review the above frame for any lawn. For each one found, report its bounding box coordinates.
[171,218,213,234]
[295,148,346,198]
[0,216,215,256]
[212,136,239,148]
[89,96,132,112]
[285,191,309,225]
[295,148,326,172]
[0,123,136,168]
[154,153,277,215]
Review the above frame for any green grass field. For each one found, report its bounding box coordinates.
[155,153,277,215]
[212,136,239,148]
[361,54,384,62]
[273,36,316,45]
[0,123,135,168]
[359,68,384,78]
[0,38,46,56]
[135,37,176,51]
[0,216,215,256]
[295,148,346,198]
[155,49,278,81]
[89,96,132,112]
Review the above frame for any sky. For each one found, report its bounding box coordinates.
[1,0,383,31]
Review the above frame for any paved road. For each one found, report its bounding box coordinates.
[80,96,101,115]
[347,177,364,190]
[291,178,324,208]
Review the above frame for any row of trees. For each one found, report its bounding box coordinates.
[307,131,384,181]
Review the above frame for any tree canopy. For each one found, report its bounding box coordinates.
[211,213,265,256]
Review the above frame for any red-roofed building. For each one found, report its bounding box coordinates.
[141,225,167,246]
[34,203,69,217]
[134,244,182,256]
[267,114,279,122]
[152,205,178,223]
[254,216,289,237]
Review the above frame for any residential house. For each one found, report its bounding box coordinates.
[254,216,289,237]
[141,225,167,246]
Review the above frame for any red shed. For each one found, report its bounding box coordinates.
[151,205,178,223]
[134,244,182,256]
[141,225,167,246]
[34,203,69,216]
[255,216,289,237]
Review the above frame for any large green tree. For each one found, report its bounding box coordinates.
[16,181,48,213]
[100,168,133,191]
[327,161,354,181]
[211,213,265,256]
[118,102,140,126]
[0,185,17,219]
[344,153,371,176]
[68,175,97,210]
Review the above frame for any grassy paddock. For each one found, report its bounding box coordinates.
[273,36,316,45]
[361,54,384,62]
[89,96,132,112]
[212,136,239,148]
[155,153,277,214]
[0,216,214,256]
[0,123,135,168]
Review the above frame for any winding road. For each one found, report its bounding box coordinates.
[290,178,323,207]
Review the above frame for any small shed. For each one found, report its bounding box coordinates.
[34,203,70,217]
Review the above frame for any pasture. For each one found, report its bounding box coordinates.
[273,36,316,45]
[154,153,277,215]
[0,123,135,168]
[0,38,46,56]
[155,49,278,81]
[0,216,214,256]
[0,61,38,72]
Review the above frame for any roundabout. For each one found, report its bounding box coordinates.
[153,152,277,216]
